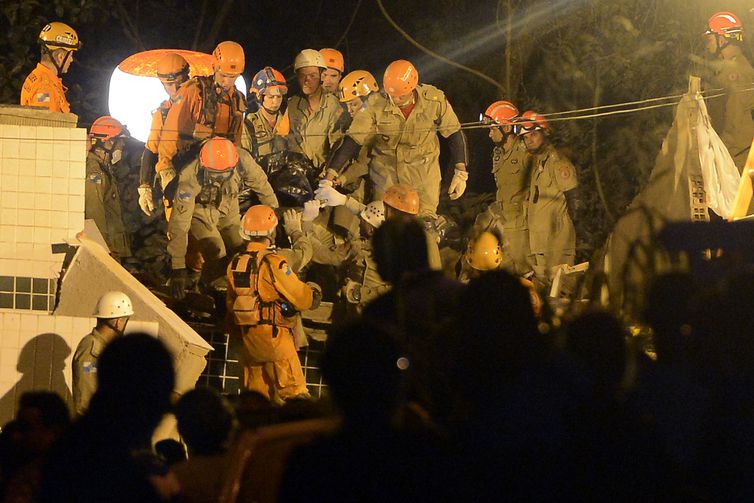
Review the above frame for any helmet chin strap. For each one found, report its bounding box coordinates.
[43,46,71,75]
[105,317,126,336]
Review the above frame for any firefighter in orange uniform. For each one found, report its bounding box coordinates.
[20,22,81,113]
[226,205,321,403]
[138,52,191,216]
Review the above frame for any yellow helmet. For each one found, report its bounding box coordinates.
[466,232,503,271]
[156,53,189,83]
[39,22,81,51]
[338,70,379,103]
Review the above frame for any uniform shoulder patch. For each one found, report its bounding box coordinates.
[559,164,573,180]
[87,173,102,184]
[177,190,193,201]
[729,72,740,82]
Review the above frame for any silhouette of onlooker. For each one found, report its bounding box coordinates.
[39,334,178,503]
[172,387,236,503]
[1,392,70,503]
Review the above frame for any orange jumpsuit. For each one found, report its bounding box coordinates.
[20,63,70,113]
[226,242,315,402]
[156,76,245,174]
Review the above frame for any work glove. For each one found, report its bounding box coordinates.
[307,281,323,309]
[169,268,188,300]
[283,209,303,235]
[137,186,156,216]
[302,200,321,222]
[158,168,177,192]
[448,168,469,200]
[314,181,347,207]
[324,168,339,182]
[342,279,362,304]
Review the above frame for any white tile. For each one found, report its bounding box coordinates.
[34,177,52,196]
[17,193,34,210]
[0,227,14,243]
[16,243,33,258]
[0,209,16,225]
[0,242,14,258]
[68,195,84,213]
[18,126,36,140]
[70,128,87,142]
[54,316,73,333]
[16,227,34,244]
[69,143,86,162]
[68,160,85,180]
[0,366,20,382]
[1,192,17,209]
[34,210,51,228]
[0,350,17,369]
[17,209,33,226]
[51,178,68,194]
[18,141,35,159]
[1,125,20,140]
[67,212,83,230]
[52,128,69,140]
[35,159,52,177]
[36,142,53,161]
[68,179,83,196]
[17,330,36,349]
[36,315,55,332]
[52,142,69,161]
[2,175,18,192]
[1,158,19,175]
[2,140,19,159]
[50,195,67,212]
[32,243,49,257]
[34,193,51,211]
[17,176,34,193]
[36,127,54,141]
[32,227,50,244]
[2,312,20,330]
[50,211,67,229]
[52,159,70,176]
[32,261,52,277]
[14,259,33,276]
[19,313,37,330]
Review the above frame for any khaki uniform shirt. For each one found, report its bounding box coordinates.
[167,155,276,269]
[527,144,578,257]
[492,138,532,229]
[346,85,462,216]
[20,63,70,113]
[242,109,289,161]
[287,91,346,169]
[85,152,131,258]
[72,329,108,416]
[710,51,754,168]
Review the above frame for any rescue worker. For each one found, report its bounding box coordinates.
[703,11,754,169]
[456,230,512,283]
[319,48,345,95]
[138,52,191,216]
[519,111,581,280]
[287,49,348,173]
[326,59,469,217]
[73,291,133,416]
[226,205,321,403]
[475,100,533,275]
[156,41,250,195]
[85,116,132,260]
[167,138,276,299]
[20,22,80,113]
[242,66,290,162]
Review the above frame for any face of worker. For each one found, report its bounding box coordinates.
[704,33,720,55]
[215,71,240,92]
[391,91,414,107]
[488,126,504,144]
[345,97,364,117]
[523,130,546,152]
[262,89,284,113]
[55,49,73,74]
[321,68,342,93]
[297,67,322,96]
[162,76,187,100]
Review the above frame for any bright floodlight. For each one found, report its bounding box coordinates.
[108,68,247,143]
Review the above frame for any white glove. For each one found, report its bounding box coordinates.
[283,209,303,235]
[314,183,347,207]
[302,200,321,222]
[158,168,176,191]
[137,186,155,216]
[448,168,469,200]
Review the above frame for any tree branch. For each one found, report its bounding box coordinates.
[203,0,236,52]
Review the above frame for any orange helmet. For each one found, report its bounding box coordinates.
[213,41,245,74]
[319,48,344,73]
[382,184,420,215]
[482,101,519,126]
[199,137,238,172]
[383,60,418,98]
[156,53,189,83]
[338,70,379,102]
[518,110,549,135]
[90,116,125,141]
[705,11,744,41]
[241,205,278,238]
[466,232,503,271]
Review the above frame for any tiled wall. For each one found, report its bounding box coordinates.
[0,124,87,279]
[0,312,93,426]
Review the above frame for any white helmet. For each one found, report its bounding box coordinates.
[294,49,327,71]
[94,291,134,318]
[359,200,385,229]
